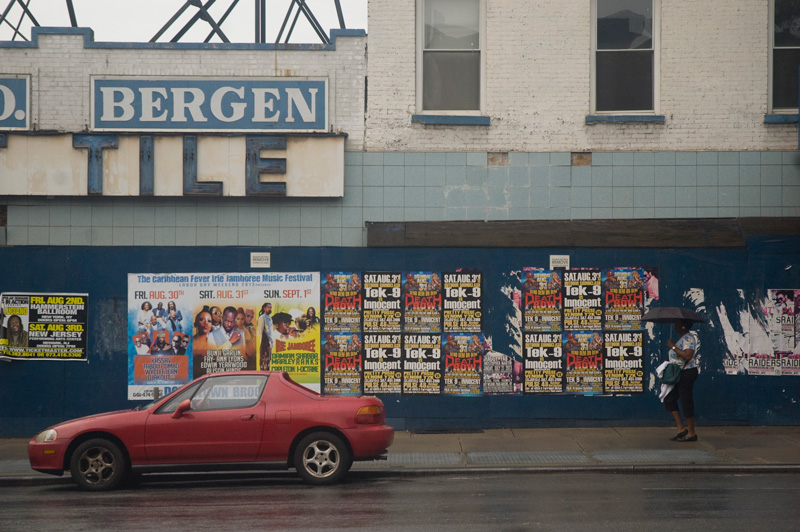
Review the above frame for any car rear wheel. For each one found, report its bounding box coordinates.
[294,432,352,485]
[69,438,128,491]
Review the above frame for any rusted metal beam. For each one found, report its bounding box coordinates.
[66,0,77,26]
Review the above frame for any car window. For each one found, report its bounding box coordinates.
[190,375,268,412]
[155,381,203,414]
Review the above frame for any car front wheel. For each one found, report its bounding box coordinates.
[69,438,128,491]
[294,432,352,485]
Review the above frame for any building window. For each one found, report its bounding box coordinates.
[771,0,800,112]
[418,0,482,113]
[592,0,657,113]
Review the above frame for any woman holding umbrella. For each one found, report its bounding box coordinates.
[664,319,700,442]
[642,307,703,442]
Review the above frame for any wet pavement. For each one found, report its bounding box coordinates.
[3,425,799,485]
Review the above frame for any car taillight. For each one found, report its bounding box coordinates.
[355,405,383,424]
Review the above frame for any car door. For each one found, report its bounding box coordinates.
[144,374,267,464]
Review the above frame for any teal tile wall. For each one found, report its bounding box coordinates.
[4,151,800,246]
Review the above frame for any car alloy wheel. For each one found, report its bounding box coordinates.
[294,432,352,485]
[69,438,127,491]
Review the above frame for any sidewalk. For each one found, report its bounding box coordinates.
[352,426,800,473]
[3,426,799,485]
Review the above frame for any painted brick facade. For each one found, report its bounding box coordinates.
[0,29,367,149]
[1,4,799,248]
[366,0,794,152]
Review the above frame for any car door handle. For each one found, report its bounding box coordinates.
[240,414,256,421]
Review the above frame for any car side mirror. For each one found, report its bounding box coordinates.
[172,399,192,419]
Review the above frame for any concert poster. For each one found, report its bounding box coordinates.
[442,332,484,396]
[363,332,402,394]
[321,331,363,395]
[603,267,646,330]
[602,331,644,394]
[321,271,362,333]
[563,269,603,331]
[563,330,603,394]
[402,271,443,333]
[523,332,564,393]
[520,268,563,332]
[362,272,402,333]
[443,271,483,332]
[402,333,442,394]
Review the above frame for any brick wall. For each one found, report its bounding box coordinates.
[366,0,795,152]
[0,29,367,149]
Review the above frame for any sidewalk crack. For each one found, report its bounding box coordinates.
[458,437,467,466]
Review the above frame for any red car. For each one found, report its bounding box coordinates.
[28,371,393,490]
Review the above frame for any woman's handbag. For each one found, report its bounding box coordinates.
[661,362,682,385]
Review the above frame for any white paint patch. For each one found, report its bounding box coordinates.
[500,279,523,359]
[715,291,775,374]
[716,301,750,374]
[684,288,705,369]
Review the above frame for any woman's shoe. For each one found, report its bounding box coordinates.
[670,429,688,441]
[676,434,698,442]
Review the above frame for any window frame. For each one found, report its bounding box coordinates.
[769,0,800,114]
[154,374,268,414]
[590,0,661,116]
[415,0,486,116]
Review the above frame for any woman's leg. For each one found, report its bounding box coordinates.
[679,368,699,437]
[664,387,685,437]
[671,410,686,433]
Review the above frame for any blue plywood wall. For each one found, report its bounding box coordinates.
[1,236,798,436]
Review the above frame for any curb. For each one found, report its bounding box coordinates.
[351,464,800,477]
[3,464,799,487]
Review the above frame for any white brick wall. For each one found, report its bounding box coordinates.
[0,30,367,150]
[366,0,794,152]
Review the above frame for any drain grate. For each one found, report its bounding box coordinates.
[590,449,721,463]
[0,460,31,474]
[411,429,484,434]
[351,449,723,470]
[467,451,590,465]
[353,452,463,468]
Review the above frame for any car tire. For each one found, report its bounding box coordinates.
[69,438,128,491]
[293,432,352,485]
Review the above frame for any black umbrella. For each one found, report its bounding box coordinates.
[641,307,705,324]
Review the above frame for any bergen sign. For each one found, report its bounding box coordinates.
[92,78,327,132]
[0,77,29,130]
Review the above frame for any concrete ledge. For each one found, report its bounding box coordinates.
[411,115,491,126]
[367,218,800,248]
[586,115,665,124]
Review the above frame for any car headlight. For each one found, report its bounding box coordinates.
[34,429,57,443]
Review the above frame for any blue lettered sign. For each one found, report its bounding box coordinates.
[92,78,328,132]
[0,77,29,130]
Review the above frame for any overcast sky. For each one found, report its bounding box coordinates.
[0,0,367,43]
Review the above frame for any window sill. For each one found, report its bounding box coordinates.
[411,115,491,126]
[586,115,665,124]
[764,114,798,124]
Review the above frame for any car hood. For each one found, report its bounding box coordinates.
[44,408,141,434]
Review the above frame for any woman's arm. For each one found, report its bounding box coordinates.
[666,338,695,361]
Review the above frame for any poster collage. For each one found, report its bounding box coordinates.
[320,271,484,396]
[4,271,797,397]
[127,272,320,399]
[724,289,799,376]
[125,271,485,399]
[123,267,660,400]
[0,292,89,361]
[518,267,656,395]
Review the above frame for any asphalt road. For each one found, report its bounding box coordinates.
[1,472,798,531]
